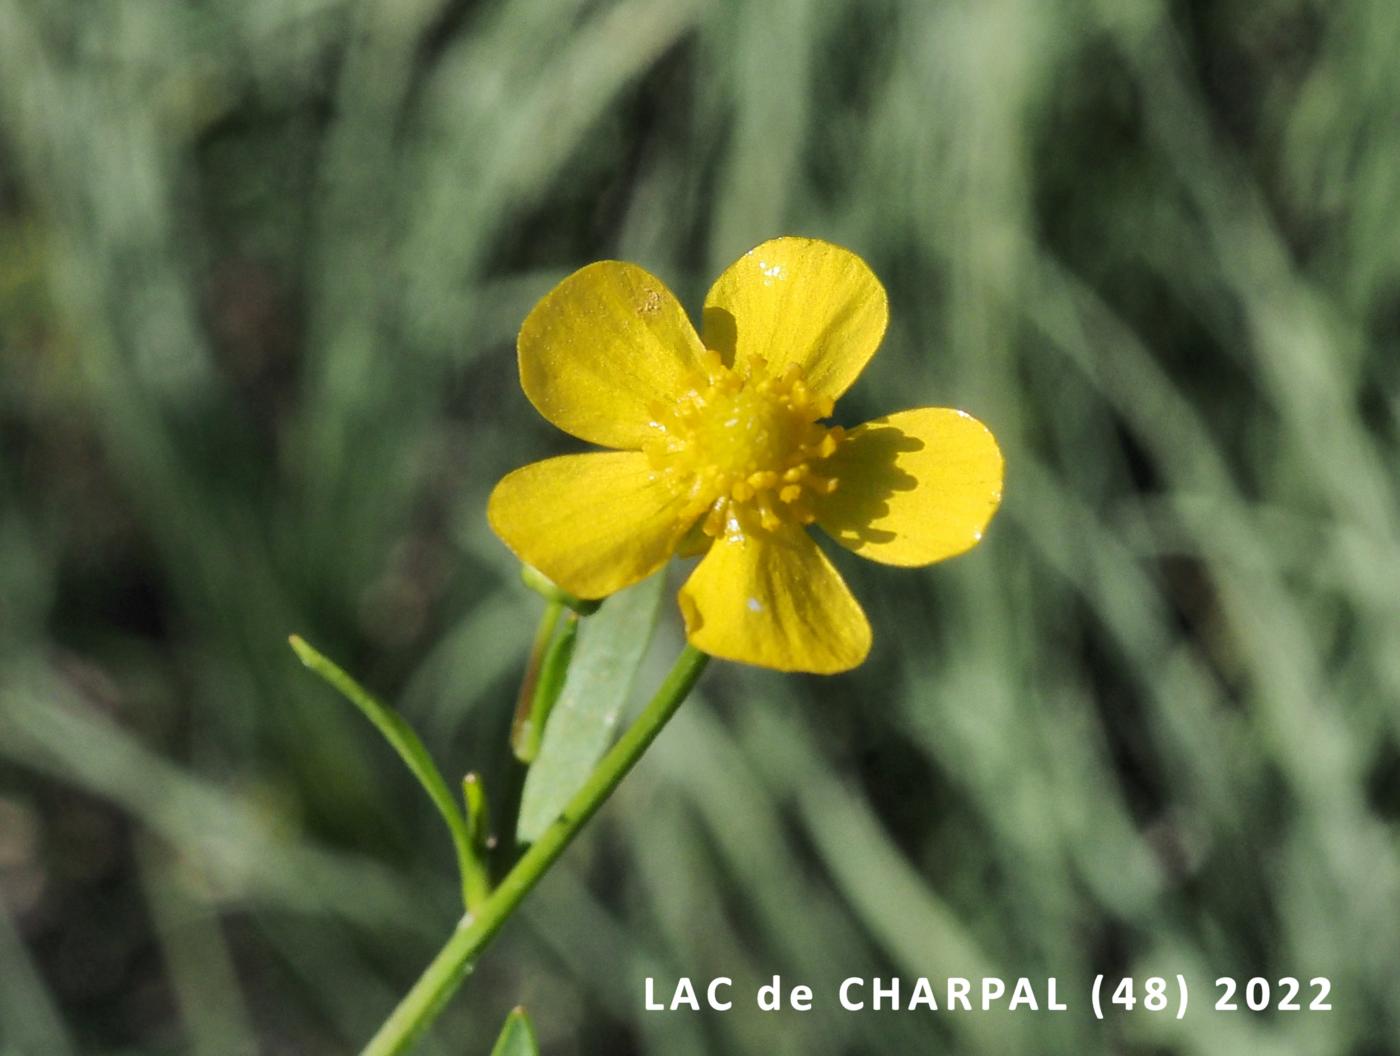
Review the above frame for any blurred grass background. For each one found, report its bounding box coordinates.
[2,0,1399,1052]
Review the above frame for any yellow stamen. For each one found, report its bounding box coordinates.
[645,358,844,539]
[748,470,779,491]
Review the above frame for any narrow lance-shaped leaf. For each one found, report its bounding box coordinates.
[288,636,479,908]
[516,571,664,843]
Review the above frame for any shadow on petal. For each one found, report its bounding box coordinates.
[817,425,923,549]
[701,305,738,369]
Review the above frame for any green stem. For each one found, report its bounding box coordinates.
[495,600,565,880]
[510,600,564,748]
[519,565,602,615]
[361,645,710,1056]
[460,774,492,913]
[513,609,579,764]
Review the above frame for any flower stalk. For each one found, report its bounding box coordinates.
[512,599,566,739]
[511,608,580,764]
[361,645,710,1056]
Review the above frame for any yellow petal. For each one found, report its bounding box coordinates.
[519,262,709,449]
[678,527,871,674]
[701,237,888,400]
[816,408,1003,566]
[488,452,691,599]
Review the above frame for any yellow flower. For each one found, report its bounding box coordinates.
[489,237,1003,674]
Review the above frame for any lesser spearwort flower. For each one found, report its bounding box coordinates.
[489,237,1003,673]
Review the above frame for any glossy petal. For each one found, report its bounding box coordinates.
[816,408,1003,566]
[519,262,709,449]
[701,237,888,400]
[678,527,871,673]
[488,452,692,599]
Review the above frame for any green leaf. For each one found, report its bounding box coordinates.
[516,571,665,843]
[489,1006,540,1056]
[288,636,479,908]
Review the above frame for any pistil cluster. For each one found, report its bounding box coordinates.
[644,351,842,540]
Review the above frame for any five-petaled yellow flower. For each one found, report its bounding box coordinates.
[489,237,1003,674]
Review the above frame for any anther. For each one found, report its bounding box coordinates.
[757,499,782,531]
[748,470,779,491]
[703,501,727,537]
[646,356,841,536]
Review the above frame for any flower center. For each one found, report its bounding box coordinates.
[645,351,842,539]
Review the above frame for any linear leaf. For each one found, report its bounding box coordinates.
[516,572,664,843]
[288,635,478,907]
